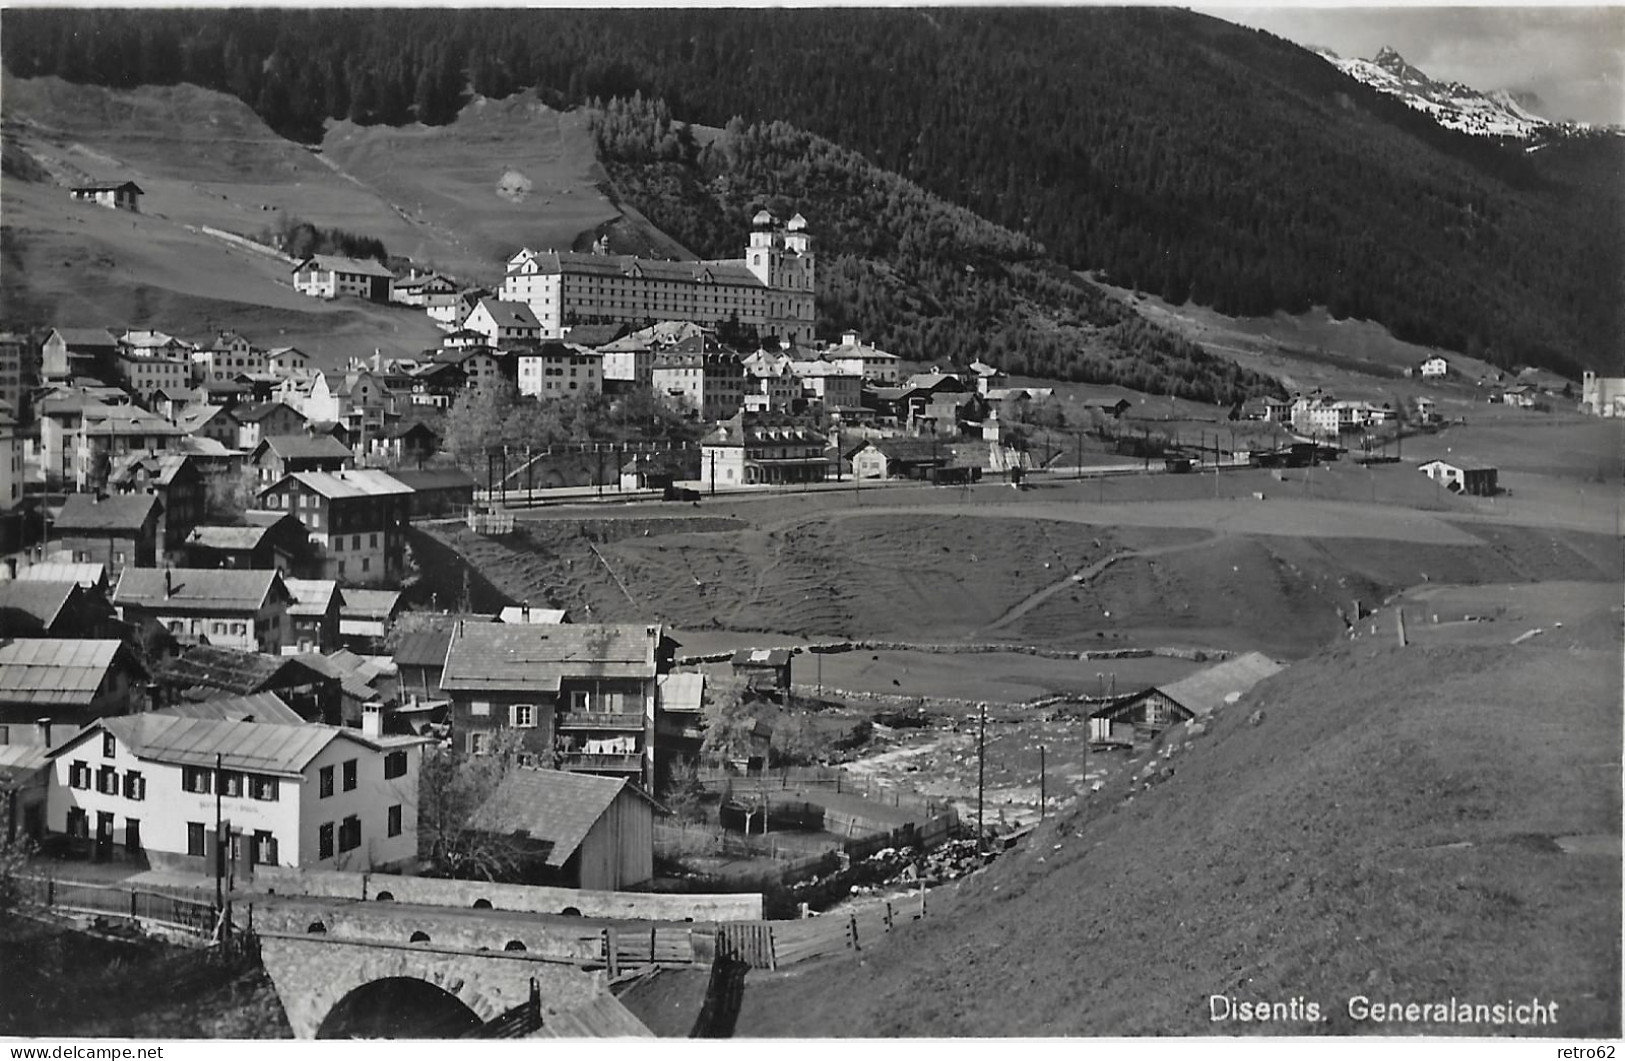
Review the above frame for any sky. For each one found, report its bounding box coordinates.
[1191,5,1625,125]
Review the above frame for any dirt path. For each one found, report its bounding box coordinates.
[976,529,1223,634]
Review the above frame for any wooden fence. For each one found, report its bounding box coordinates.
[701,769,950,820]
[713,888,932,971]
[592,925,697,976]
[15,875,218,937]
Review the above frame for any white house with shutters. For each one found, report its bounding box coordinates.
[43,711,426,874]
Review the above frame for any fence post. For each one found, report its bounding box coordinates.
[919,887,926,920]
[606,927,619,977]
[884,901,893,932]
[46,877,54,907]
[131,889,138,920]
[651,925,658,965]
[767,926,778,972]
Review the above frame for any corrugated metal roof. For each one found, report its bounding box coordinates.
[54,493,159,533]
[731,648,791,668]
[81,714,341,777]
[154,692,306,725]
[468,769,635,867]
[295,653,378,702]
[0,639,123,704]
[155,645,327,696]
[258,435,356,462]
[186,525,273,550]
[339,589,402,619]
[276,470,412,500]
[15,563,106,589]
[284,579,341,617]
[442,623,658,694]
[1158,652,1285,718]
[114,568,285,613]
[392,628,455,669]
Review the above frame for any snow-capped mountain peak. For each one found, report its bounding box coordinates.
[1320,45,1553,139]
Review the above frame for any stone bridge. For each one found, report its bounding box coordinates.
[251,897,628,1038]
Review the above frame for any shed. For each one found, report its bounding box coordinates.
[467,768,658,890]
[1418,459,1499,497]
[1090,652,1284,746]
[730,647,792,691]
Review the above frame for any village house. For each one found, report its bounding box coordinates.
[653,672,706,786]
[389,467,476,519]
[516,342,603,398]
[466,768,656,890]
[234,402,308,452]
[256,469,412,587]
[0,579,119,639]
[119,331,193,361]
[1418,459,1499,496]
[742,354,805,414]
[1580,371,1625,417]
[822,331,903,384]
[52,493,162,577]
[0,332,35,418]
[114,350,192,405]
[153,645,338,722]
[284,579,345,655]
[967,360,1006,394]
[392,626,457,703]
[174,404,241,449]
[70,405,186,490]
[43,712,425,873]
[849,437,955,480]
[107,452,205,557]
[0,408,21,512]
[789,360,864,417]
[265,346,310,376]
[1419,356,1450,379]
[1089,652,1285,747]
[338,588,402,652]
[651,344,746,422]
[114,566,295,654]
[154,692,306,726]
[193,331,265,383]
[42,328,120,385]
[463,299,544,349]
[69,180,143,212]
[598,335,655,390]
[291,255,394,303]
[0,743,51,842]
[251,434,356,485]
[0,640,147,746]
[440,622,667,787]
[12,561,110,593]
[390,271,455,308]
[700,412,827,488]
[183,514,312,576]
[376,420,442,467]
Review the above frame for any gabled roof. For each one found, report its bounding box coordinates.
[154,644,330,696]
[72,181,143,194]
[254,435,355,463]
[114,567,290,614]
[442,622,660,694]
[389,468,475,492]
[154,692,305,725]
[185,524,276,551]
[15,562,106,589]
[496,605,568,625]
[107,452,194,489]
[1157,652,1285,718]
[392,627,455,669]
[0,640,130,705]
[54,493,160,533]
[294,652,379,702]
[234,401,306,425]
[0,581,81,632]
[860,438,952,464]
[80,405,185,438]
[55,714,374,779]
[0,744,53,785]
[283,579,343,618]
[293,254,394,279]
[262,470,412,501]
[49,328,118,348]
[469,768,655,867]
[732,648,792,668]
[339,589,402,620]
[472,299,541,330]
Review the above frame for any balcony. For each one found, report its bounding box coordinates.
[556,711,645,732]
[558,752,643,773]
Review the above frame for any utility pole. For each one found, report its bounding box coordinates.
[976,701,987,853]
[214,752,224,914]
[1075,432,1082,480]
[1039,745,1046,822]
[709,450,716,497]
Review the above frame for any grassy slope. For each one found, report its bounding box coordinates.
[735,637,1622,1037]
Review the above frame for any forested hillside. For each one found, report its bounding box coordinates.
[4,7,1619,375]
[592,97,1279,401]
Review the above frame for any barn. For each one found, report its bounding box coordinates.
[467,768,658,891]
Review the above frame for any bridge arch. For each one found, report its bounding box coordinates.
[303,953,504,1038]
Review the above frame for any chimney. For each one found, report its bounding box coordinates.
[521,598,530,623]
[361,702,383,739]
[35,718,51,748]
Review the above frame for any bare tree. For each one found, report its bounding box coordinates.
[414,729,532,881]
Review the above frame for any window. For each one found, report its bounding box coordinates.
[369,533,378,548]
[337,561,345,576]
[387,804,402,838]
[342,759,357,791]
[67,807,89,839]
[352,535,361,550]
[232,622,247,637]
[318,822,334,860]
[383,751,408,779]
[570,690,589,713]
[334,536,343,552]
[249,775,279,802]
[470,700,491,717]
[319,765,334,798]
[68,760,90,790]
[187,822,206,857]
[339,815,361,852]
[362,558,370,573]
[182,766,211,794]
[468,731,490,755]
[254,830,278,866]
[122,771,146,801]
[102,732,116,758]
[220,771,244,798]
[96,765,118,795]
[125,819,141,852]
[510,703,535,728]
